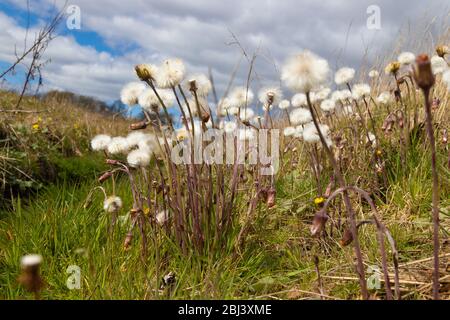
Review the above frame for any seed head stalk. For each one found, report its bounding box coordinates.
[306,92,369,299]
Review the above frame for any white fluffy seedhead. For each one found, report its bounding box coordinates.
[121,82,146,106]
[155,58,186,88]
[290,107,312,125]
[91,134,111,151]
[334,67,355,85]
[230,86,254,108]
[281,50,330,93]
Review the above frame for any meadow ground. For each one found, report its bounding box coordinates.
[0,77,449,300]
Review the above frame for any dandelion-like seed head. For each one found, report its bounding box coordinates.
[331,89,352,103]
[303,122,331,146]
[443,70,450,91]
[91,134,111,151]
[126,131,146,148]
[398,52,416,66]
[223,121,237,133]
[278,99,290,110]
[368,70,379,78]
[281,50,330,93]
[103,196,123,213]
[185,74,212,97]
[313,87,331,101]
[107,137,131,155]
[239,108,255,121]
[334,67,355,85]
[258,86,282,107]
[293,125,304,139]
[230,87,254,108]
[376,91,391,105]
[431,55,449,75]
[120,82,146,105]
[227,106,239,116]
[283,126,296,137]
[289,107,312,125]
[320,99,336,113]
[127,148,152,168]
[138,88,174,111]
[155,58,186,88]
[351,83,371,100]
[291,93,307,107]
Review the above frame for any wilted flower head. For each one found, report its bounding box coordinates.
[414,54,435,90]
[351,83,371,100]
[385,61,401,75]
[289,108,312,125]
[278,99,290,109]
[138,88,174,111]
[291,93,307,107]
[430,55,448,74]
[320,99,335,113]
[334,67,355,85]
[103,196,122,213]
[283,126,296,137]
[127,148,152,168]
[368,70,379,78]
[121,82,146,105]
[135,64,159,81]
[310,212,328,236]
[91,134,111,151]
[258,86,282,107]
[281,50,330,93]
[155,58,186,88]
[185,74,212,97]
[230,86,254,108]
[436,45,449,58]
[107,137,130,155]
[398,52,416,66]
[376,91,391,105]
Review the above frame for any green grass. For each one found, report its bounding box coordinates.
[1,139,448,300]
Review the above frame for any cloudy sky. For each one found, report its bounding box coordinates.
[0,0,448,103]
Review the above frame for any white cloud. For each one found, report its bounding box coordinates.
[1,0,449,101]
